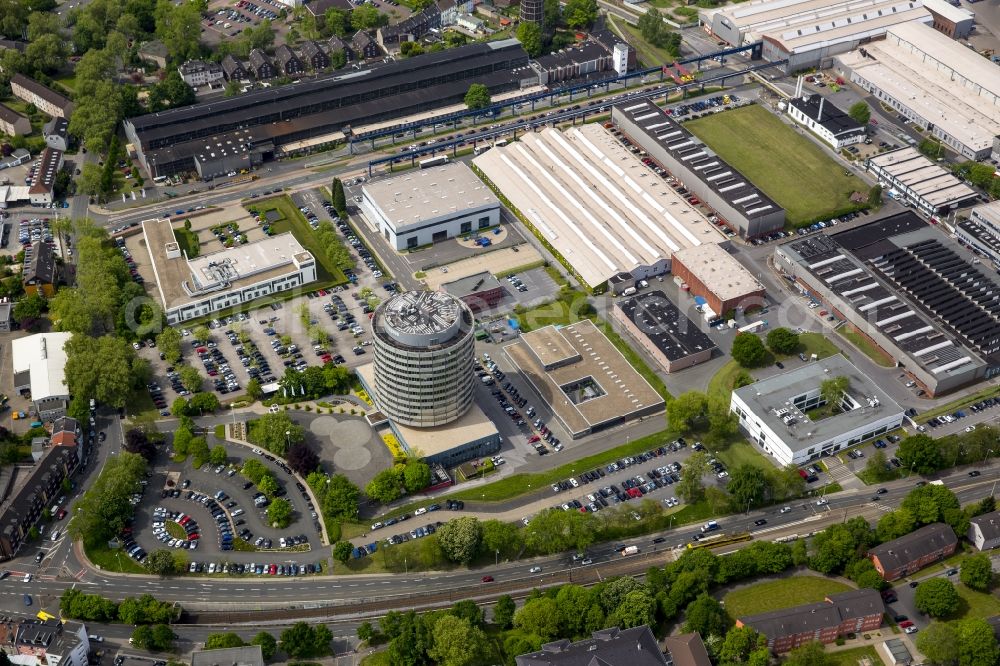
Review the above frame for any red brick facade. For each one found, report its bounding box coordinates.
[671,255,765,316]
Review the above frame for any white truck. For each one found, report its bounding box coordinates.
[621,545,640,556]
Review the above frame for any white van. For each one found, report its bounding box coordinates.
[621,287,637,297]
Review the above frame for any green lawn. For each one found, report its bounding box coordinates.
[250,195,347,285]
[827,646,881,666]
[837,327,895,368]
[707,360,745,404]
[797,332,841,360]
[722,576,853,618]
[85,542,147,574]
[715,441,772,474]
[609,16,678,68]
[173,226,200,258]
[685,105,869,226]
[948,583,1000,620]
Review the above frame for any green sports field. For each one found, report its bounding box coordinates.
[685,105,868,226]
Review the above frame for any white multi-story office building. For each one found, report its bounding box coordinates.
[359,162,500,251]
[730,354,904,466]
[141,219,317,324]
[371,290,476,427]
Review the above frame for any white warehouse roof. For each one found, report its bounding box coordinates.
[12,332,72,401]
[473,125,725,288]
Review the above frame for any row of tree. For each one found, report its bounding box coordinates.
[365,458,433,504]
[274,364,353,402]
[246,412,305,457]
[61,589,177,625]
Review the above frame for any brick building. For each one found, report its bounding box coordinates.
[671,244,765,316]
[248,49,276,79]
[737,589,884,653]
[274,45,304,76]
[0,445,79,559]
[300,40,330,70]
[441,271,504,314]
[868,523,957,580]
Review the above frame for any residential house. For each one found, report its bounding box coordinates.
[305,0,352,16]
[7,618,90,666]
[736,589,884,653]
[178,60,225,87]
[968,510,1000,551]
[377,3,441,49]
[327,35,353,62]
[27,147,63,205]
[221,55,250,82]
[352,31,381,59]
[438,0,460,26]
[138,40,169,68]
[50,416,80,462]
[663,633,713,666]
[248,49,277,79]
[9,74,74,119]
[0,104,31,137]
[0,445,79,559]
[274,44,305,76]
[42,117,69,152]
[516,626,669,665]
[22,234,59,296]
[300,40,330,70]
[868,523,958,581]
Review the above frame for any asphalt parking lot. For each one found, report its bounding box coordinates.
[131,442,327,574]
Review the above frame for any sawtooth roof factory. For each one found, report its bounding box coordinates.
[774,212,1000,397]
[956,201,1000,269]
[124,40,531,178]
[700,0,933,72]
[473,123,726,290]
[611,100,785,240]
[864,147,978,216]
[837,22,1000,162]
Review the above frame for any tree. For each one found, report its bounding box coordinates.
[64,335,144,410]
[766,327,799,355]
[523,507,594,555]
[320,474,360,521]
[331,178,347,215]
[154,0,202,61]
[784,642,833,666]
[209,445,228,466]
[125,429,156,461]
[132,624,174,651]
[820,376,849,408]
[175,364,201,393]
[69,452,147,546]
[960,553,993,591]
[515,597,561,640]
[720,626,765,664]
[193,325,210,342]
[247,412,304,456]
[279,622,331,658]
[156,327,183,365]
[12,293,47,329]
[25,33,66,74]
[864,450,896,483]
[915,621,959,666]
[493,595,516,630]
[144,549,178,576]
[267,498,293,528]
[286,442,319,475]
[257,473,280,498]
[426,615,486,666]
[684,594,730,638]
[437,516,483,564]
[189,392,220,414]
[333,540,354,564]
[464,83,491,111]
[241,459,269,484]
[676,451,709,503]
[731,333,768,368]
[667,391,709,434]
[357,621,376,645]
[957,617,1000,666]
[901,484,960,526]
[897,434,944,475]
[402,459,431,493]
[205,633,245,649]
[876,509,916,542]
[914,578,959,618]
[726,465,769,510]
[809,522,865,574]
[609,588,656,629]
[868,183,883,208]
[563,0,597,28]
[516,21,543,57]
[246,378,263,401]
[365,467,403,504]
[481,519,523,560]
[351,4,381,29]
[189,437,210,468]
[251,632,277,660]
[918,139,943,160]
[637,8,682,55]
[848,102,871,125]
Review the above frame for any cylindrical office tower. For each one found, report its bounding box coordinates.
[372,290,476,427]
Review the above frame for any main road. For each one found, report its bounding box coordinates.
[5,467,996,616]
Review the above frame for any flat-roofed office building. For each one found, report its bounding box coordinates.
[359,162,500,250]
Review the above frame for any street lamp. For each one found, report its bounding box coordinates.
[285,430,290,450]
[495,549,499,568]
[985,449,995,466]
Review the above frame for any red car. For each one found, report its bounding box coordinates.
[481,575,494,583]
[899,621,914,628]
[528,435,540,443]
[55,509,66,520]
